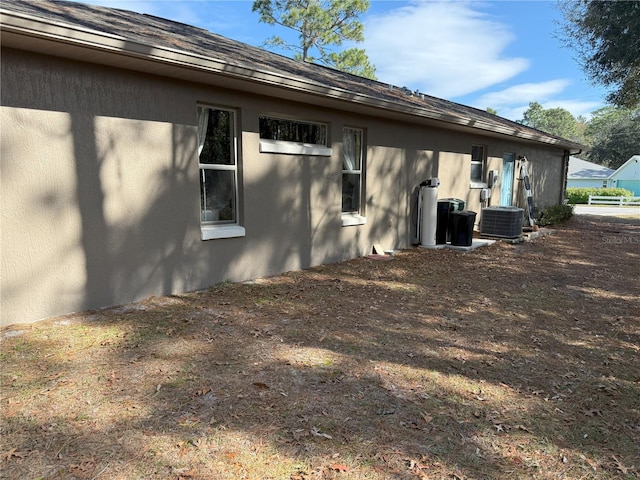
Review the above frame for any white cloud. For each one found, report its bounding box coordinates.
[364,1,529,97]
[473,80,603,120]
[474,80,570,109]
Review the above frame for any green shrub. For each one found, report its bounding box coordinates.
[537,204,574,226]
[565,187,633,204]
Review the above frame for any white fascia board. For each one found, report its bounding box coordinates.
[608,155,640,179]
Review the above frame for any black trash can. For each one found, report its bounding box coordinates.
[449,210,477,246]
[436,198,466,244]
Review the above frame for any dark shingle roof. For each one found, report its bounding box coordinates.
[2,0,584,149]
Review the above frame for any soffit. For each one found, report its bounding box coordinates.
[0,0,585,151]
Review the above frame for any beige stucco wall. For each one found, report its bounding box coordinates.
[437,137,566,223]
[1,48,566,326]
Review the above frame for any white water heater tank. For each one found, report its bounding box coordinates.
[420,180,439,247]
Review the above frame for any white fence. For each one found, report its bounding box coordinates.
[588,195,640,206]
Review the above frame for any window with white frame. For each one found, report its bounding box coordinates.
[198,105,244,239]
[258,115,332,156]
[470,145,486,184]
[342,127,365,224]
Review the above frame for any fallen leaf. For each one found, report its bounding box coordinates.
[330,464,350,472]
[611,455,630,474]
[253,382,270,390]
[420,412,433,424]
[0,449,29,462]
[194,387,212,396]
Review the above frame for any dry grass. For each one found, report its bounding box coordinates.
[1,215,639,479]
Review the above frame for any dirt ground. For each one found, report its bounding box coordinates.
[1,214,639,480]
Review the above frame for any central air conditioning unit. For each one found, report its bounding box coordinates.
[481,206,524,238]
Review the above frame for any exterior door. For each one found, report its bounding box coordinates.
[501,153,515,206]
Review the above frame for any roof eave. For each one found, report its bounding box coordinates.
[0,8,585,151]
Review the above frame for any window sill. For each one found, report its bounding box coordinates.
[201,225,246,240]
[259,139,332,157]
[341,214,367,227]
[469,182,488,189]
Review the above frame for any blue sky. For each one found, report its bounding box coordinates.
[72,0,608,121]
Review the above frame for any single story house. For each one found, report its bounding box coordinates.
[567,155,640,195]
[0,0,584,327]
[567,157,615,189]
[608,155,640,195]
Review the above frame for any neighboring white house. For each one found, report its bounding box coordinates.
[567,157,614,189]
[608,155,640,195]
[567,155,640,196]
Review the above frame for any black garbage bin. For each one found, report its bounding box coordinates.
[436,198,466,244]
[449,210,477,246]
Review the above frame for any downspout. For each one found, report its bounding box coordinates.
[561,149,582,204]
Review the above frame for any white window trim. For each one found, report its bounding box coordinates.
[341,127,365,222]
[341,213,367,226]
[259,138,332,156]
[201,225,246,240]
[198,105,243,240]
[470,144,487,187]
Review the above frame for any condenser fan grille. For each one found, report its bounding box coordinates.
[481,207,524,238]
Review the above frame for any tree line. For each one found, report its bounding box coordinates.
[507,102,639,170]
[511,1,640,169]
